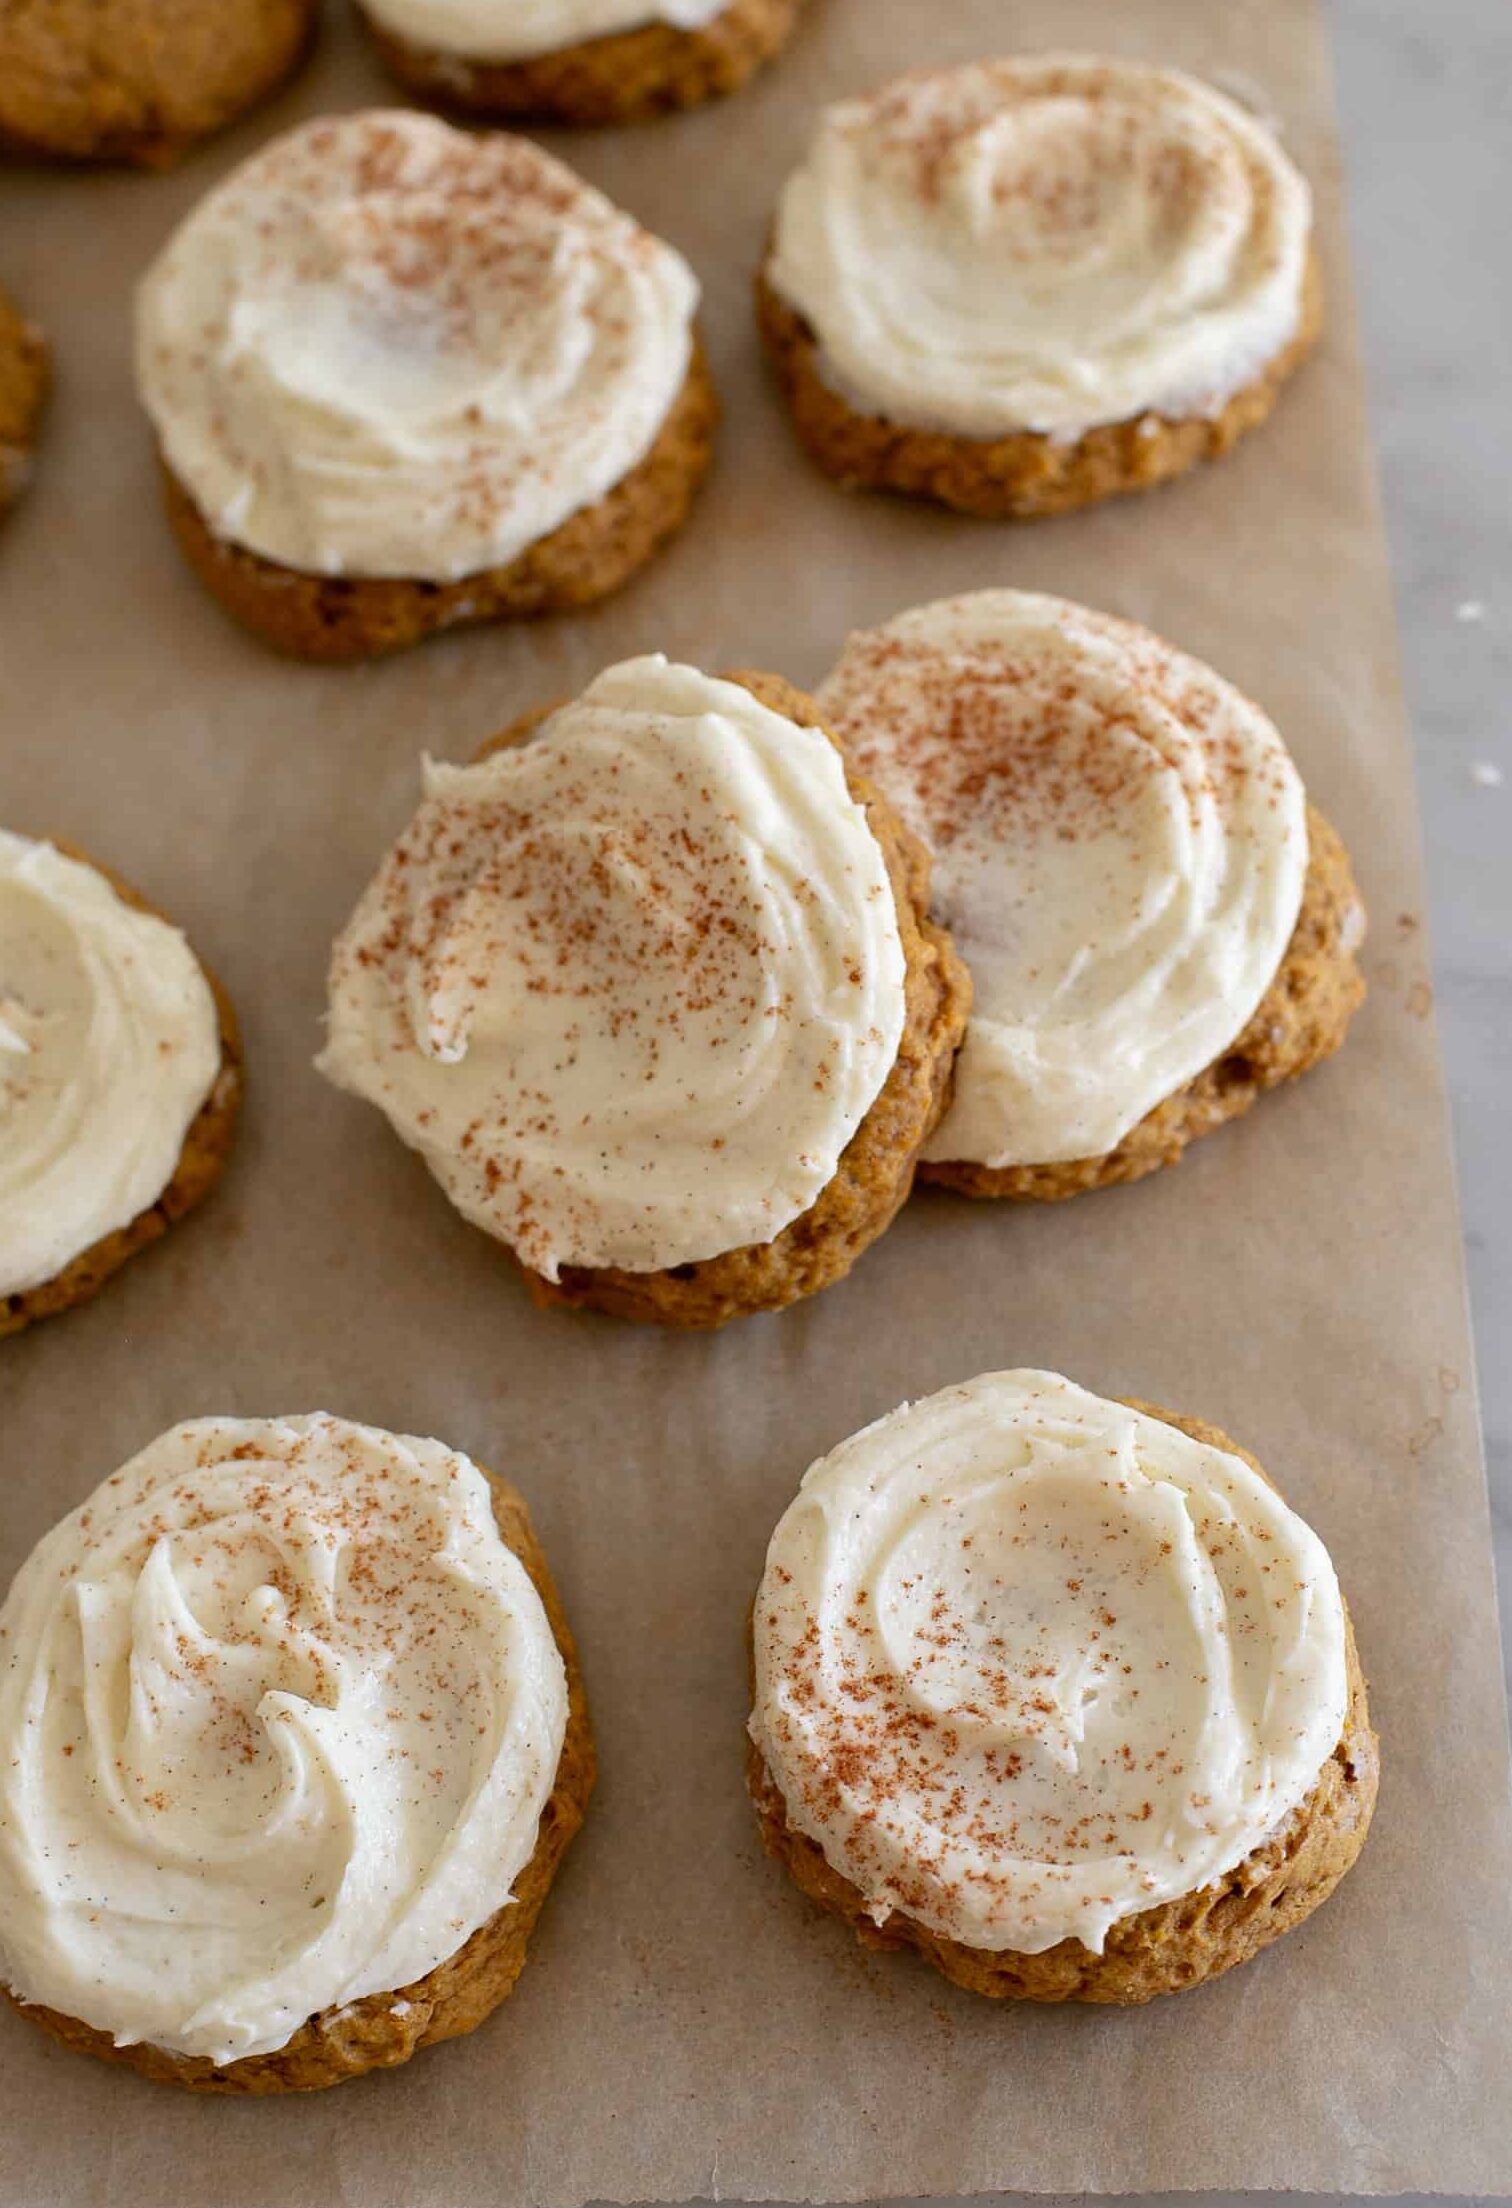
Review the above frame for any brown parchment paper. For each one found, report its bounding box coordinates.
[2,0,1510,2199]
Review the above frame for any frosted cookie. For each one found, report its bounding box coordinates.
[0,1414,593,2091]
[817,591,1364,1200]
[318,658,970,1328]
[0,285,48,513]
[1,833,241,1338]
[136,112,717,661]
[749,1370,1378,2003]
[758,56,1320,518]
[0,0,316,166]
[361,0,807,127]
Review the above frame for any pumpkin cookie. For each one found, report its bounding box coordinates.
[137,111,716,661]
[0,1415,594,2091]
[759,56,1320,518]
[318,658,970,1328]
[1,832,241,1339]
[0,285,48,512]
[749,1370,1378,2003]
[362,0,806,126]
[817,591,1364,1199]
[0,0,317,166]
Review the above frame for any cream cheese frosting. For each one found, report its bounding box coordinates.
[0,833,221,1298]
[135,110,699,582]
[766,55,1313,441]
[751,1370,1349,1956]
[318,657,908,1281]
[0,1415,568,2065]
[360,0,730,64]
[817,590,1308,1170]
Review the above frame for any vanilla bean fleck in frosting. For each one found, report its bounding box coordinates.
[751,1370,1349,1955]
[360,0,730,63]
[817,590,1307,1171]
[135,110,699,582]
[317,657,908,1280]
[0,1415,568,2066]
[0,832,221,1298]
[766,55,1312,441]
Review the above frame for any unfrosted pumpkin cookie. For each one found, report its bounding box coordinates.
[0,284,48,512]
[0,831,241,1338]
[0,1414,593,2091]
[317,657,970,1327]
[0,0,317,166]
[817,591,1365,1200]
[758,56,1320,518]
[749,1369,1378,2003]
[361,0,806,126]
[136,111,717,661]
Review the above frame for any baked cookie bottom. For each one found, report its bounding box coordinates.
[0,0,317,166]
[924,803,1365,1202]
[755,251,1323,520]
[470,670,971,1329]
[749,1400,1379,2005]
[159,341,719,662]
[1,846,242,1340]
[4,1470,595,2091]
[365,0,805,125]
[0,285,49,511]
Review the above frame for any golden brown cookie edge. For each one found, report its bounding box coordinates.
[0,287,49,510]
[3,1465,595,2090]
[755,248,1324,520]
[747,1398,1379,2003]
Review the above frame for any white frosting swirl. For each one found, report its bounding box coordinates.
[361,0,729,64]
[318,657,908,1280]
[767,55,1312,440]
[0,833,221,1298]
[818,591,1308,1170]
[135,111,699,582]
[751,1370,1349,1955]
[0,1415,568,2065]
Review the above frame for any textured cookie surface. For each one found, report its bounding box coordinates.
[925,804,1364,1201]
[749,1401,1379,2004]
[475,671,971,1327]
[757,252,1322,521]
[0,285,48,511]
[1,846,241,1340]
[367,0,804,125]
[0,0,317,164]
[4,1470,594,2090]
[161,342,718,662]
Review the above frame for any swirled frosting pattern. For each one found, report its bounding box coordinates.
[318,657,908,1279]
[0,1415,568,2065]
[766,55,1312,440]
[361,0,730,63]
[0,832,220,1298]
[818,590,1308,1170]
[751,1370,1349,1954]
[135,111,699,581]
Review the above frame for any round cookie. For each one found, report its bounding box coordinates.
[758,56,1321,519]
[364,0,807,127]
[0,1420,594,2091]
[137,112,717,662]
[318,660,971,1330]
[0,285,48,513]
[1,838,241,1340]
[817,591,1365,1200]
[748,1376,1379,2004]
[0,0,317,166]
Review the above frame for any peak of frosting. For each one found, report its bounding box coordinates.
[766,55,1312,441]
[318,657,908,1280]
[751,1370,1349,1955]
[135,110,698,581]
[359,0,730,64]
